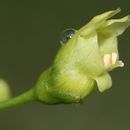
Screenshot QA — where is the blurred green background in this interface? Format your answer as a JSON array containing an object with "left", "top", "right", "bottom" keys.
[{"left": 0, "top": 0, "right": 130, "bottom": 130}]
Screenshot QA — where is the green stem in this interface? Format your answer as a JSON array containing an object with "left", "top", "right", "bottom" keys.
[{"left": 0, "top": 88, "right": 36, "bottom": 110}]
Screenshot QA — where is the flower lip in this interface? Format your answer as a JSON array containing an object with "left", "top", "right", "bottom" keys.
[{"left": 78, "top": 8, "right": 121, "bottom": 38}]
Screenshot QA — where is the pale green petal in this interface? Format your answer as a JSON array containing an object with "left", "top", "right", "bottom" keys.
[
  {"left": 79, "top": 8, "right": 121, "bottom": 37},
  {"left": 77, "top": 33, "right": 104, "bottom": 77},
  {"left": 95, "top": 73, "right": 112, "bottom": 92},
  {"left": 98, "top": 32, "right": 118, "bottom": 56},
  {"left": 91, "top": 8, "right": 121, "bottom": 23},
  {"left": 103, "top": 16, "right": 130, "bottom": 36}
]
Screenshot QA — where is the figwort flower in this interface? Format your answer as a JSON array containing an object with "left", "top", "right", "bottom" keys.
[
  {"left": 77, "top": 8, "right": 130, "bottom": 92},
  {"left": 0, "top": 9, "right": 130, "bottom": 110},
  {"left": 36, "top": 8, "right": 130, "bottom": 104}
]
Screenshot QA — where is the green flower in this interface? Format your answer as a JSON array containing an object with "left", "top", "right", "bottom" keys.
[
  {"left": 0, "top": 9, "right": 130, "bottom": 110},
  {"left": 76, "top": 8, "right": 130, "bottom": 92},
  {"left": 36, "top": 8, "right": 130, "bottom": 103}
]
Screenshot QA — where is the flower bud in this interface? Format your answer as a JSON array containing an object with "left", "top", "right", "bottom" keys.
[{"left": 0, "top": 79, "right": 11, "bottom": 101}]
